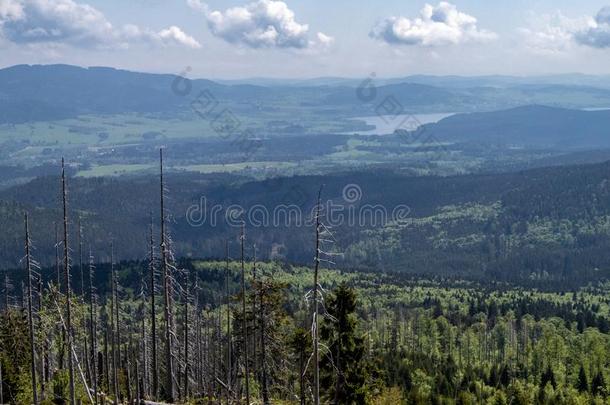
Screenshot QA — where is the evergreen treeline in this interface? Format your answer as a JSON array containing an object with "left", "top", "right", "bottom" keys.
[
  {"left": 4, "top": 161, "right": 610, "bottom": 286},
  {"left": 2, "top": 256, "right": 610, "bottom": 404}
]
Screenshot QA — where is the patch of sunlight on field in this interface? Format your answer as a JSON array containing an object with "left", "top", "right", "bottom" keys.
[
  {"left": 0, "top": 114, "right": 216, "bottom": 147},
  {"left": 178, "top": 161, "right": 298, "bottom": 173},
  {"left": 76, "top": 164, "right": 154, "bottom": 177}
]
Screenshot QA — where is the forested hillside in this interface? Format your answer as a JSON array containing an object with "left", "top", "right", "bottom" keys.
[
  {"left": 424, "top": 106, "right": 610, "bottom": 148},
  {"left": 2, "top": 160, "right": 610, "bottom": 285}
]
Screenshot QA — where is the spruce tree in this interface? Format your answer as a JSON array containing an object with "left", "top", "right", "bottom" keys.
[
  {"left": 591, "top": 371, "right": 606, "bottom": 396},
  {"left": 577, "top": 364, "right": 588, "bottom": 393},
  {"left": 320, "top": 284, "right": 369, "bottom": 404},
  {"left": 540, "top": 365, "right": 556, "bottom": 390}
]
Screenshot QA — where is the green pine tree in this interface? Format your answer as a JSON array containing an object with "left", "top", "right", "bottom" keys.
[
  {"left": 320, "top": 284, "right": 371, "bottom": 404},
  {"left": 576, "top": 365, "right": 588, "bottom": 393},
  {"left": 540, "top": 365, "right": 556, "bottom": 390},
  {"left": 591, "top": 371, "right": 606, "bottom": 396}
]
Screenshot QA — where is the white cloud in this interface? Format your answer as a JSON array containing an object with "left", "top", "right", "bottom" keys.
[
  {"left": 157, "top": 26, "right": 201, "bottom": 49},
  {"left": 191, "top": 0, "right": 330, "bottom": 49},
  {"left": 574, "top": 7, "right": 610, "bottom": 48},
  {"left": 0, "top": 0, "right": 201, "bottom": 49},
  {"left": 0, "top": 0, "right": 24, "bottom": 20},
  {"left": 316, "top": 32, "right": 334, "bottom": 46},
  {"left": 519, "top": 12, "right": 587, "bottom": 54},
  {"left": 186, "top": 0, "right": 208, "bottom": 13},
  {"left": 370, "top": 2, "right": 496, "bottom": 46},
  {"left": 522, "top": 7, "right": 610, "bottom": 52},
  {"left": 122, "top": 24, "right": 202, "bottom": 49}
]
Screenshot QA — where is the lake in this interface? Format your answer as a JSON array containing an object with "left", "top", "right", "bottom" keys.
[{"left": 348, "top": 113, "right": 455, "bottom": 135}]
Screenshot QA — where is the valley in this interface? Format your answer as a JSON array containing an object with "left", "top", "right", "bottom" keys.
[{"left": 2, "top": 64, "right": 610, "bottom": 404}]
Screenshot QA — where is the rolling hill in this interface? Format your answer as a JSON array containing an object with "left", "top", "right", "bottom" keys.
[{"left": 423, "top": 105, "right": 610, "bottom": 149}]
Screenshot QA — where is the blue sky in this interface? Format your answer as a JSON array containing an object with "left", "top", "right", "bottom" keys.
[{"left": 1, "top": 0, "right": 610, "bottom": 78}]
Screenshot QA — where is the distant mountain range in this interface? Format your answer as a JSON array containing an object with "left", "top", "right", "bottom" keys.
[
  {"left": 3, "top": 64, "right": 610, "bottom": 124},
  {"left": 217, "top": 73, "right": 610, "bottom": 89},
  {"left": 0, "top": 64, "right": 224, "bottom": 123}
]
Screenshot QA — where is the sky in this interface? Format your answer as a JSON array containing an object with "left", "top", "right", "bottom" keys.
[{"left": 1, "top": 0, "right": 610, "bottom": 79}]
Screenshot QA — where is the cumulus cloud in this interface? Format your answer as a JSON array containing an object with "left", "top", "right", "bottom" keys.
[
  {"left": 522, "top": 6, "right": 610, "bottom": 52},
  {"left": 186, "top": 0, "right": 208, "bottom": 13},
  {"left": 122, "top": 24, "right": 202, "bottom": 49},
  {"left": 574, "top": 6, "right": 610, "bottom": 48},
  {"left": 157, "top": 26, "right": 202, "bottom": 48},
  {"left": 0, "top": 0, "right": 201, "bottom": 49},
  {"left": 370, "top": 2, "right": 496, "bottom": 46},
  {"left": 190, "top": 0, "right": 331, "bottom": 49},
  {"left": 316, "top": 32, "right": 334, "bottom": 46},
  {"left": 0, "top": 0, "right": 24, "bottom": 20},
  {"left": 519, "top": 12, "right": 586, "bottom": 54}
]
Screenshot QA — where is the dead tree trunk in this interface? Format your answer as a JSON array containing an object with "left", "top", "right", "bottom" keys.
[
  {"left": 51, "top": 294, "right": 94, "bottom": 404},
  {"left": 112, "top": 244, "right": 122, "bottom": 372},
  {"left": 24, "top": 213, "right": 39, "bottom": 404},
  {"left": 88, "top": 248, "right": 98, "bottom": 404},
  {"left": 2, "top": 272, "right": 8, "bottom": 312},
  {"left": 299, "top": 338, "right": 305, "bottom": 405},
  {"left": 259, "top": 282, "right": 269, "bottom": 405},
  {"left": 251, "top": 245, "right": 258, "bottom": 390},
  {"left": 312, "top": 186, "right": 323, "bottom": 405},
  {"left": 149, "top": 215, "right": 159, "bottom": 399},
  {"left": 55, "top": 222, "right": 60, "bottom": 288},
  {"left": 135, "top": 357, "right": 141, "bottom": 405},
  {"left": 225, "top": 240, "right": 231, "bottom": 402},
  {"left": 84, "top": 325, "right": 92, "bottom": 396},
  {"left": 77, "top": 218, "right": 84, "bottom": 298},
  {"left": 36, "top": 274, "right": 46, "bottom": 399},
  {"left": 61, "top": 158, "right": 76, "bottom": 405},
  {"left": 140, "top": 295, "right": 148, "bottom": 399},
  {"left": 204, "top": 310, "right": 210, "bottom": 395},
  {"left": 240, "top": 223, "right": 250, "bottom": 404},
  {"left": 159, "top": 148, "right": 176, "bottom": 402},
  {"left": 54, "top": 218, "right": 66, "bottom": 372},
  {"left": 216, "top": 307, "right": 222, "bottom": 402},
  {"left": 183, "top": 269, "right": 190, "bottom": 400},
  {"left": 194, "top": 297, "right": 202, "bottom": 395},
  {"left": 104, "top": 311, "right": 110, "bottom": 396},
  {"left": 110, "top": 244, "right": 120, "bottom": 405},
  {"left": 126, "top": 341, "right": 133, "bottom": 403}
]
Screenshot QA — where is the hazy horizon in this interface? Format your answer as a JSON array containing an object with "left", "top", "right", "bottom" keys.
[{"left": 3, "top": 62, "right": 610, "bottom": 82}]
